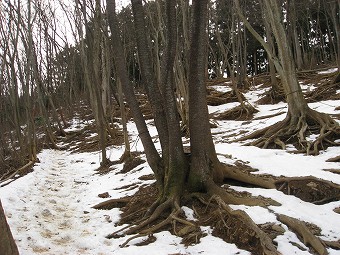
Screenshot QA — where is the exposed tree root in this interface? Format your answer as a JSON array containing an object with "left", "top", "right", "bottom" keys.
[
  {"left": 207, "top": 180, "right": 280, "bottom": 206},
  {"left": 92, "top": 197, "right": 131, "bottom": 210},
  {"left": 119, "top": 150, "right": 132, "bottom": 163},
  {"left": 235, "top": 108, "right": 340, "bottom": 155},
  {"left": 322, "top": 239, "right": 340, "bottom": 250},
  {"left": 252, "top": 111, "right": 285, "bottom": 121},
  {"left": 256, "top": 87, "right": 285, "bottom": 105},
  {"left": 100, "top": 180, "right": 283, "bottom": 253},
  {"left": 206, "top": 89, "right": 244, "bottom": 106},
  {"left": 198, "top": 195, "right": 281, "bottom": 255},
  {"left": 222, "top": 162, "right": 340, "bottom": 205},
  {"left": 107, "top": 198, "right": 182, "bottom": 247},
  {"left": 222, "top": 163, "right": 277, "bottom": 189},
  {"left": 214, "top": 103, "right": 258, "bottom": 121},
  {"left": 119, "top": 156, "right": 145, "bottom": 174},
  {"left": 326, "top": 155, "right": 340, "bottom": 162},
  {"left": 96, "top": 165, "right": 340, "bottom": 253},
  {"left": 275, "top": 176, "right": 340, "bottom": 204},
  {"left": 307, "top": 82, "right": 340, "bottom": 102},
  {"left": 277, "top": 214, "right": 328, "bottom": 255}
]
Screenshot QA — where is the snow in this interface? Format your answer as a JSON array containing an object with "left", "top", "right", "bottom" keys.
[
  {"left": 318, "top": 68, "right": 338, "bottom": 74},
  {"left": 1, "top": 70, "right": 340, "bottom": 254}
]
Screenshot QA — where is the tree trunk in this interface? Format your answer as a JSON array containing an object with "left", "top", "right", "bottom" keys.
[
  {"left": 187, "top": 0, "right": 223, "bottom": 190},
  {"left": 106, "top": 0, "right": 163, "bottom": 183},
  {"left": 131, "top": 0, "right": 170, "bottom": 158},
  {"left": 0, "top": 200, "right": 19, "bottom": 255},
  {"left": 234, "top": 0, "right": 339, "bottom": 154},
  {"left": 288, "top": 0, "right": 303, "bottom": 70},
  {"left": 117, "top": 79, "right": 131, "bottom": 162}
]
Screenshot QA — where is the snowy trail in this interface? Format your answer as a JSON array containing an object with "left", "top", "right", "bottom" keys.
[
  {"left": 24, "top": 151, "right": 91, "bottom": 252},
  {"left": 1, "top": 149, "right": 251, "bottom": 255},
  {"left": 2, "top": 150, "right": 95, "bottom": 254}
]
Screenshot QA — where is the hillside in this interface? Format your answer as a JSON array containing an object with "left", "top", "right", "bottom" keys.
[{"left": 1, "top": 68, "right": 340, "bottom": 255}]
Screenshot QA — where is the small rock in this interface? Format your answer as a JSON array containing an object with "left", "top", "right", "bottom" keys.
[
  {"left": 98, "top": 192, "right": 110, "bottom": 198},
  {"left": 42, "top": 209, "right": 52, "bottom": 217},
  {"left": 104, "top": 215, "right": 112, "bottom": 223},
  {"left": 49, "top": 199, "right": 57, "bottom": 204}
]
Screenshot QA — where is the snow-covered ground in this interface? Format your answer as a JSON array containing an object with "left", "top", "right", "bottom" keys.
[{"left": 1, "top": 69, "right": 340, "bottom": 254}]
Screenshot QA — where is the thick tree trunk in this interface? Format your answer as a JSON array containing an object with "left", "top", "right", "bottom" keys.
[
  {"left": 0, "top": 200, "right": 19, "bottom": 255},
  {"left": 188, "top": 0, "right": 223, "bottom": 191},
  {"left": 263, "top": 0, "right": 308, "bottom": 113},
  {"left": 158, "top": 0, "right": 188, "bottom": 199}
]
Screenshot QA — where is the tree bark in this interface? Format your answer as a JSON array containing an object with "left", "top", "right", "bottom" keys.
[
  {"left": 0, "top": 200, "right": 19, "bottom": 255},
  {"left": 188, "top": 0, "right": 223, "bottom": 190},
  {"left": 106, "top": 0, "right": 163, "bottom": 183},
  {"left": 131, "top": 0, "right": 170, "bottom": 157}
]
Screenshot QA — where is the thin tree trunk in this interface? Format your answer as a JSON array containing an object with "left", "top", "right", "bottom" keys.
[
  {"left": 131, "top": 0, "right": 169, "bottom": 157},
  {"left": 117, "top": 79, "right": 131, "bottom": 161},
  {"left": 288, "top": 0, "right": 303, "bottom": 70},
  {"left": 106, "top": 0, "right": 163, "bottom": 183}
]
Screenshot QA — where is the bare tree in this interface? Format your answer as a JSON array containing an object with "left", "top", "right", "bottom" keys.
[
  {"left": 106, "top": 1, "right": 280, "bottom": 254},
  {"left": 235, "top": 0, "right": 339, "bottom": 154}
]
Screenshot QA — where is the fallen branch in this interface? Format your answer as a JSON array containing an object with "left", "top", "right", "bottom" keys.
[{"left": 0, "top": 161, "right": 35, "bottom": 187}]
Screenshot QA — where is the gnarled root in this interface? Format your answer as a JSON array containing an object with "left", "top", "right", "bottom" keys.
[
  {"left": 106, "top": 195, "right": 184, "bottom": 244},
  {"left": 209, "top": 196, "right": 281, "bottom": 255},
  {"left": 277, "top": 214, "right": 328, "bottom": 255},
  {"left": 256, "top": 87, "right": 285, "bottom": 105},
  {"left": 207, "top": 180, "right": 280, "bottom": 206},
  {"left": 92, "top": 197, "right": 131, "bottom": 210},
  {"left": 235, "top": 108, "right": 339, "bottom": 154},
  {"left": 215, "top": 102, "right": 258, "bottom": 121}
]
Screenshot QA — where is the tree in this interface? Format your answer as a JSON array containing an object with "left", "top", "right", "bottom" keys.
[
  {"left": 235, "top": 0, "right": 340, "bottom": 155},
  {"left": 0, "top": 199, "right": 19, "bottom": 255},
  {"left": 106, "top": 1, "right": 280, "bottom": 254}
]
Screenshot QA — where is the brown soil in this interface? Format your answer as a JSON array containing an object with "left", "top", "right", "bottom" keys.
[
  {"left": 206, "top": 88, "right": 245, "bottom": 106},
  {"left": 96, "top": 159, "right": 340, "bottom": 254},
  {"left": 276, "top": 178, "right": 340, "bottom": 204},
  {"left": 214, "top": 104, "right": 259, "bottom": 121},
  {"left": 103, "top": 183, "right": 276, "bottom": 254},
  {"left": 120, "top": 157, "right": 146, "bottom": 174}
]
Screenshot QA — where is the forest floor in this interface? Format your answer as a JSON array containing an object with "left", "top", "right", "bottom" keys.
[{"left": 1, "top": 67, "right": 340, "bottom": 255}]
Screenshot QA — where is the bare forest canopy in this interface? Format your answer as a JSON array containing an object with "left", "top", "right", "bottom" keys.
[
  {"left": 0, "top": 0, "right": 338, "bottom": 171},
  {"left": 0, "top": 0, "right": 339, "bottom": 254}
]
